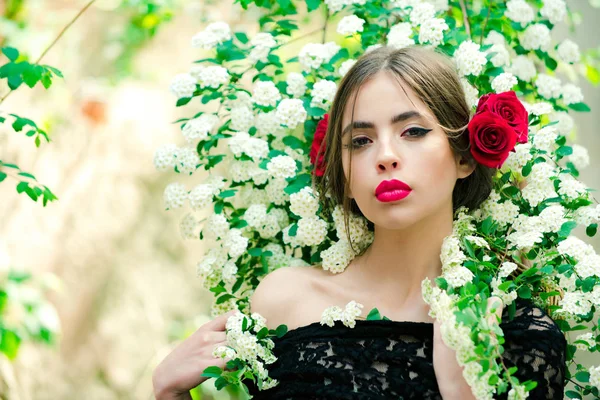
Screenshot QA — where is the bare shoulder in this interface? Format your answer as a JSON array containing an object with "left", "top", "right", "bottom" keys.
[{"left": 249, "top": 265, "right": 325, "bottom": 329}]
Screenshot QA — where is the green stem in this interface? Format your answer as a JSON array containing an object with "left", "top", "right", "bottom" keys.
[{"left": 0, "top": 0, "right": 98, "bottom": 105}]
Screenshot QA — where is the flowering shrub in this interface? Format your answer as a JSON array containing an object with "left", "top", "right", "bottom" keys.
[{"left": 157, "top": 1, "right": 600, "bottom": 398}]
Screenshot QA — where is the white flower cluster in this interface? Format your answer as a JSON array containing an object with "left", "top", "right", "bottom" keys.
[
  {"left": 249, "top": 32, "right": 277, "bottom": 63},
  {"left": 182, "top": 113, "right": 220, "bottom": 144},
  {"left": 521, "top": 162, "right": 558, "bottom": 207},
  {"left": 508, "top": 55, "right": 537, "bottom": 82},
  {"left": 189, "top": 183, "right": 220, "bottom": 210},
  {"left": 298, "top": 42, "right": 341, "bottom": 72},
  {"left": 203, "top": 213, "right": 230, "bottom": 240},
  {"left": 320, "top": 300, "right": 364, "bottom": 328},
  {"left": 536, "top": 74, "right": 562, "bottom": 100},
  {"left": 477, "top": 190, "right": 520, "bottom": 227},
  {"left": 337, "top": 15, "right": 365, "bottom": 35},
  {"left": 409, "top": 3, "right": 436, "bottom": 27},
  {"left": 557, "top": 39, "right": 581, "bottom": 64},
  {"left": 191, "top": 65, "right": 231, "bottom": 89},
  {"left": 540, "top": 0, "right": 567, "bottom": 24},
  {"left": 311, "top": 79, "right": 337, "bottom": 109},
  {"left": 574, "top": 332, "right": 597, "bottom": 351},
  {"left": 590, "top": 365, "right": 600, "bottom": 390},
  {"left": 266, "top": 155, "right": 297, "bottom": 179},
  {"left": 505, "top": 0, "right": 535, "bottom": 26},
  {"left": 180, "top": 213, "right": 198, "bottom": 240},
  {"left": 164, "top": 182, "right": 188, "bottom": 210},
  {"left": 252, "top": 81, "right": 282, "bottom": 107},
  {"left": 422, "top": 278, "right": 501, "bottom": 399},
  {"left": 561, "top": 84, "right": 584, "bottom": 105},
  {"left": 228, "top": 131, "right": 269, "bottom": 161},
  {"left": 338, "top": 59, "right": 357, "bottom": 77},
  {"left": 483, "top": 32, "right": 511, "bottom": 68},
  {"left": 387, "top": 22, "right": 415, "bottom": 49},
  {"left": 223, "top": 229, "right": 249, "bottom": 261},
  {"left": 418, "top": 18, "right": 449, "bottom": 47},
  {"left": 440, "top": 235, "right": 474, "bottom": 288},
  {"left": 454, "top": 40, "right": 487, "bottom": 76},
  {"left": 521, "top": 24, "right": 552, "bottom": 52},
  {"left": 192, "top": 22, "right": 232, "bottom": 49},
  {"left": 213, "top": 311, "right": 279, "bottom": 390},
  {"left": 170, "top": 73, "right": 197, "bottom": 99},
  {"left": 491, "top": 72, "right": 517, "bottom": 93},
  {"left": 275, "top": 99, "right": 307, "bottom": 129},
  {"left": 557, "top": 236, "right": 600, "bottom": 279},
  {"left": 290, "top": 187, "right": 320, "bottom": 217},
  {"left": 286, "top": 72, "right": 307, "bottom": 98},
  {"left": 461, "top": 78, "right": 479, "bottom": 108}
]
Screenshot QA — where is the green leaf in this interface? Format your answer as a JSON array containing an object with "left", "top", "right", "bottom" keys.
[
  {"left": 517, "top": 285, "right": 531, "bottom": 299},
  {"left": 0, "top": 329, "right": 21, "bottom": 359},
  {"left": 565, "top": 390, "right": 582, "bottom": 399},
  {"left": 366, "top": 308, "right": 382, "bottom": 320},
  {"left": 568, "top": 102, "right": 591, "bottom": 112},
  {"left": 176, "top": 97, "right": 192, "bottom": 107},
  {"left": 575, "top": 371, "right": 590, "bottom": 383},
  {"left": 234, "top": 32, "right": 249, "bottom": 44},
  {"left": 219, "top": 190, "right": 236, "bottom": 198},
  {"left": 282, "top": 135, "right": 305, "bottom": 150},
  {"left": 201, "top": 366, "right": 224, "bottom": 379},
  {"left": 0, "top": 172, "right": 6, "bottom": 182},
  {"left": 288, "top": 223, "right": 298, "bottom": 237},
  {"left": 16, "top": 181, "right": 28, "bottom": 193},
  {"left": 558, "top": 221, "right": 578, "bottom": 238},
  {"left": 586, "top": 223, "right": 598, "bottom": 237},
  {"left": 216, "top": 294, "right": 235, "bottom": 304},
  {"left": 555, "top": 146, "right": 573, "bottom": 157},
  {"left": 275, "top": 324, "right": 288, "bottom": 338},
  {"left": 2, "top": 47, "right": 19, "bottom": 61},
  {"left": 248, "top": 248, "right": 262, "bottom": 257},
  {"left": 305, "top": 0, "right": 320, "bottom": 11}
]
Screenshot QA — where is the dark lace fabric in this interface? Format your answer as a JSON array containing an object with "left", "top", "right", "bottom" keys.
[{"left": 246, "top": 298, "right": 567, "bottom": 399}]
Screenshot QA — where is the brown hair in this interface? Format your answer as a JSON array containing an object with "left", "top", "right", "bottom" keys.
[{"left": 313, "top": 45, "right": 494, "bottom": 254}]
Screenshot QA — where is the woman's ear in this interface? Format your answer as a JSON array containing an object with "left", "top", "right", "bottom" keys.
[{"left": 456, "top": 155, "right": 476, "bottom": 179}]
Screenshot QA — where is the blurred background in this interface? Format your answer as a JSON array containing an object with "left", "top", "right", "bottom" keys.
[{"left": 0, "top": 0, "right": 598, "bottom": 399}]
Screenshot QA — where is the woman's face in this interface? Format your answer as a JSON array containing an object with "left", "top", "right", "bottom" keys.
[{"left": 341, "top": 70, "right": 473, "bottom": 230}]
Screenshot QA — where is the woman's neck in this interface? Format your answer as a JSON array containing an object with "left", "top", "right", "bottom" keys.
[{"left": 343, "top": 208, "right": 454, "bottom": 309}]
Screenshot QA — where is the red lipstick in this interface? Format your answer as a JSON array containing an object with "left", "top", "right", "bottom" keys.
[{"left": 375, "top": 179, "right": 412, "bottom": 202}]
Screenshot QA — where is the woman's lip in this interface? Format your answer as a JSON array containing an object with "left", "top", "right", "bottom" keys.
[
  {"left": 376, "top": 189, "right": 411, "bottom": 202},
  {"left": 375, "top": 179, "right": 412, "bottom": 196}
]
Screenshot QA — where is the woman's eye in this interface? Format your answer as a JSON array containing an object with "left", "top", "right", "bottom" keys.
[
  {"left": 350, "top": 137, "right": 370, "bottom": 148},
  {"left": 403, "top": 127, "right": 432, "bottom": 137}
]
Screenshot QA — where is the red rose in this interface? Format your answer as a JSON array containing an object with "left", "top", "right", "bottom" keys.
[
  {"left": 468, "top": 111, "right": 517, "bottom": 168},
  {"left": 310, "top": 114, "right": 328, "bottom": 177},
  {"left": 476, "top": 91, "right": 529, "bottom": 144}
]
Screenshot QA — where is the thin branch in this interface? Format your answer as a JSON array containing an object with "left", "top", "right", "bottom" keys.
[
  {"left": 458, "top": 0, "right": 471, "bottom": 39},
  {"left": 480, "top": 4, "right": 491, "bottom": 45},
  {"left": 0, "top": 0, "right": 98, "bottom": 105}
]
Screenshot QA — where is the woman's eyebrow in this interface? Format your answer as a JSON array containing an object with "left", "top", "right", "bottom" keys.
[{"left": 342, "top": 110, "right": 424, "bottom": 136}]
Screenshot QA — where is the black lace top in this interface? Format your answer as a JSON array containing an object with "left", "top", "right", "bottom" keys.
[{"left": 246, "top": 299, "right": 567, "bottom": 399}]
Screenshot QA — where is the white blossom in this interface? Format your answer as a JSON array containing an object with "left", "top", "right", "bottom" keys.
[
  {"left": 182, "top": 113, "right": 220, "bottom": 144},
  {"left": 508, "top": 56, "right": 537, "bottom": 82},
  {"left": 418, "top": 18, "right": 449, "bottom": 47},
  {"left": 454, "top": 41, "right": 487, "bottom": 76},
  {"left": 170, "top": 73, "right": 196, "bottom": 98},
  {"left": 492, "top": 73, "right": 518, "bottom": 93},
  {"left": 561, "top": 84, "right": 584, "bottom": 105},
  {"left": 541, "top": 0, "right": 567, "bottom": 24},
  {"left": 249, "top": 33, "right": 277, "bottom": 63},
  {"left": 299, "top": 42, "right": 341, "bottom": 72},
  {"left": 387, "top": 22, "right": 416, "bottom": 49},
  {"left": 339, "top": 59, "right": 357, "bottom": 77},
  {"left": 290, "top": 187, "right": 320, "bottom": 218},
  {"left": 536, "top": 74, "right": 562, "bottom": 99},
  {"left": 192, "top": 22, "right": 232, "bottom": 49},
  {"left": 521, "top": 24, "right": 552, "bottom": 52},
  {"left": 505, "top": 0, "right": 535, "bottom": 26},
  {"left": 266, "top": 155, "right": 297, "bottom": 179},
  {"left": 252, "top": 81, "right": 281, "bottom": 107},
  {"left": 276, "top": 99, "right": 307, "bottom": 129},
  {"left": 286, "top": 72, "right": 307, "bottom": 98},
  {"left": 557, "top": 39, "right": 581, "bottom": 64},
  {"left": 164, "top": 182, "right": 187, "bottom": 210},
  {"left": 311, "top": 79, "right": 337, "bottom": 109},
  {"left": 337, "top": 15, "right": 365, "bottom": 35}
]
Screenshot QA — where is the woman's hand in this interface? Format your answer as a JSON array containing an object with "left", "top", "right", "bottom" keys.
[
  {"left": 432, "top": 296, "right": 504, "bottom": 400},
  {"left": 152, "top": 310, "right": 237, "bottom": 400}
]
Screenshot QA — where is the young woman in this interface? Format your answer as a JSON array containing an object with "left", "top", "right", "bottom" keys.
[{"left": 153, "top": 46, "right": 567, "bottom": 400}]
